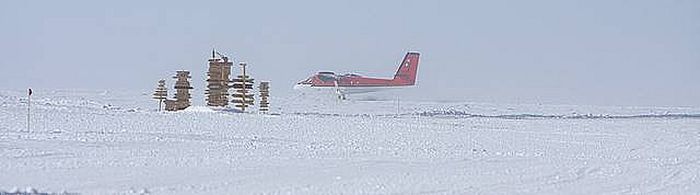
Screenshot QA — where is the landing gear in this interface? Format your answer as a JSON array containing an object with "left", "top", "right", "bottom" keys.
[
  {"left": 335, "top": 88, "right": 346, "bottom": 100},
  {"left": 334, "top": 80, "right": 346, "bottom": 100}
]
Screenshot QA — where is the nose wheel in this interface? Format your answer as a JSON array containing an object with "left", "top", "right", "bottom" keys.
[{"left": 336, "top": 90, "right": 346, "bottom": 100}]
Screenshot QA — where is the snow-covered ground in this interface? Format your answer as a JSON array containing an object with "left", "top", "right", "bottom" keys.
[{"left": 1, "top": 89, "right": 699, "bottom": 194}]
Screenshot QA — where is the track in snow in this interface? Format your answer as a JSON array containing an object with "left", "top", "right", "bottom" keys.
[{"left": 1, "top": 90, "right": 699, "bottom": 194}]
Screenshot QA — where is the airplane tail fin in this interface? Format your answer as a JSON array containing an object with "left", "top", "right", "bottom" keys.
[{"left": 392, "top": 52, "right": 420, "bottom": 85}]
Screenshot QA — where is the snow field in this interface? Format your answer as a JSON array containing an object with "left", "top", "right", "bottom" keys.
[{"left": 1, "top": 90, "right": 699, "bottom": 194}]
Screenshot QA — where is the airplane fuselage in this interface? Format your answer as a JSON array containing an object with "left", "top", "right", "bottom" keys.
[{"left": 294, "top": 52, "right": 420, "bottom": 96}]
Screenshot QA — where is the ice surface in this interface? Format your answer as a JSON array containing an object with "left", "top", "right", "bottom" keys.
[{"left": 1, "top": 90, "right": 699, "bottom": 194}]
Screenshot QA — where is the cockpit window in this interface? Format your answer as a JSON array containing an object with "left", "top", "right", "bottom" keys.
[{"left": 318, "top": 74, "right": 336, "bottom": 82}]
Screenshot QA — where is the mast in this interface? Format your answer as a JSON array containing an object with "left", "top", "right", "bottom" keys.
[
  {"left": 231, "top": 62, "right": 254, "bottom": 112},
  {"left": 206, "top": 50, "right": 232, "bottom": 107},
  {"left": 169, "top": 70, "right": 193, "bottom": 111},
  {"left": 259, "top": 82, "right": 270, "bottom": 113},
  {"left": 152, "top": 79, "right": 168, "bottom": 111}
]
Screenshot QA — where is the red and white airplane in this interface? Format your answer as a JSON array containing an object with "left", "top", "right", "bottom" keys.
[{"left": 294, "top": 52, "right": 420, "bottom": 99}]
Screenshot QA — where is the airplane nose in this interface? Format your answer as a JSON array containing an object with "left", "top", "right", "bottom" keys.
[{"left": 293, "top": 84, "right": 310, "bottom": 90}]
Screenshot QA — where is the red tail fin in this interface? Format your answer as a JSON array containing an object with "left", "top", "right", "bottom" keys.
[{"left": 392, "top": 52, "right": 420, "bottom": 85}]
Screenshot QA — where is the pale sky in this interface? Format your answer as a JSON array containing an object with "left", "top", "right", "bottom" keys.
[{"left": 1, "top": 0, "right": 698, "bottom": 106}]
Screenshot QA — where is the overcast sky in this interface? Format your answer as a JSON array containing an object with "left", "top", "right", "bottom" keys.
[{"left": 1, "top": 0, "right": 698, "bottom": 106}]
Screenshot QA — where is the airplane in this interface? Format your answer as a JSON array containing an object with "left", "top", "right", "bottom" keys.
[{"left": 294, "top": 52, "right": 420, "bottom": 99}]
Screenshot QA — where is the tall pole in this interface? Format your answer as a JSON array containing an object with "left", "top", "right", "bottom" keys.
[{"left": 27, "top": 88, "right": 31, "bottom": 132}]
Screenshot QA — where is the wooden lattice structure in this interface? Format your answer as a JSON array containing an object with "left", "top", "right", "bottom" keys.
[
  {"left": 231, "top": 62, "right": 254, "bottom": 112},
  {"left": 152, "top": 79, "right": 168, "bottom": 111},
  {"left": 258, "top": 81, "right": 270, "bottom": 113},
  {"left": 165, "top": 70, "right": 193, "bottom": 111},
  {"left": 206, "top": 50, "right": 233, "bottom": 107}
]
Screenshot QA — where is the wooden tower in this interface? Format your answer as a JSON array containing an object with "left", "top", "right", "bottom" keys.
[
  {"left": 152, "top": 79, "right": 168, "bottom": 111},
  {"left": 258, "top": 81, "right": 270, "bottom": 113},
  {"left": 231, "top": 62, "right": 254, "bottom": 112},
  {"left": 206, "top": 50, "right": 233, "bottom": 107},
  {"left": 166, "top": 70, "right": 193, "bottom": 111}
]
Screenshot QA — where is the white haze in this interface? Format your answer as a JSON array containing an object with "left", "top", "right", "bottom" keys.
[{"left": 0, "top": 0, "right": 698, "bottom": 106}]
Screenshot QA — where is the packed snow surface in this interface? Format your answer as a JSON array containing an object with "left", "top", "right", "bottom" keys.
[{"left": 1, "top": 90, "right": 699, "bottom": 194}]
